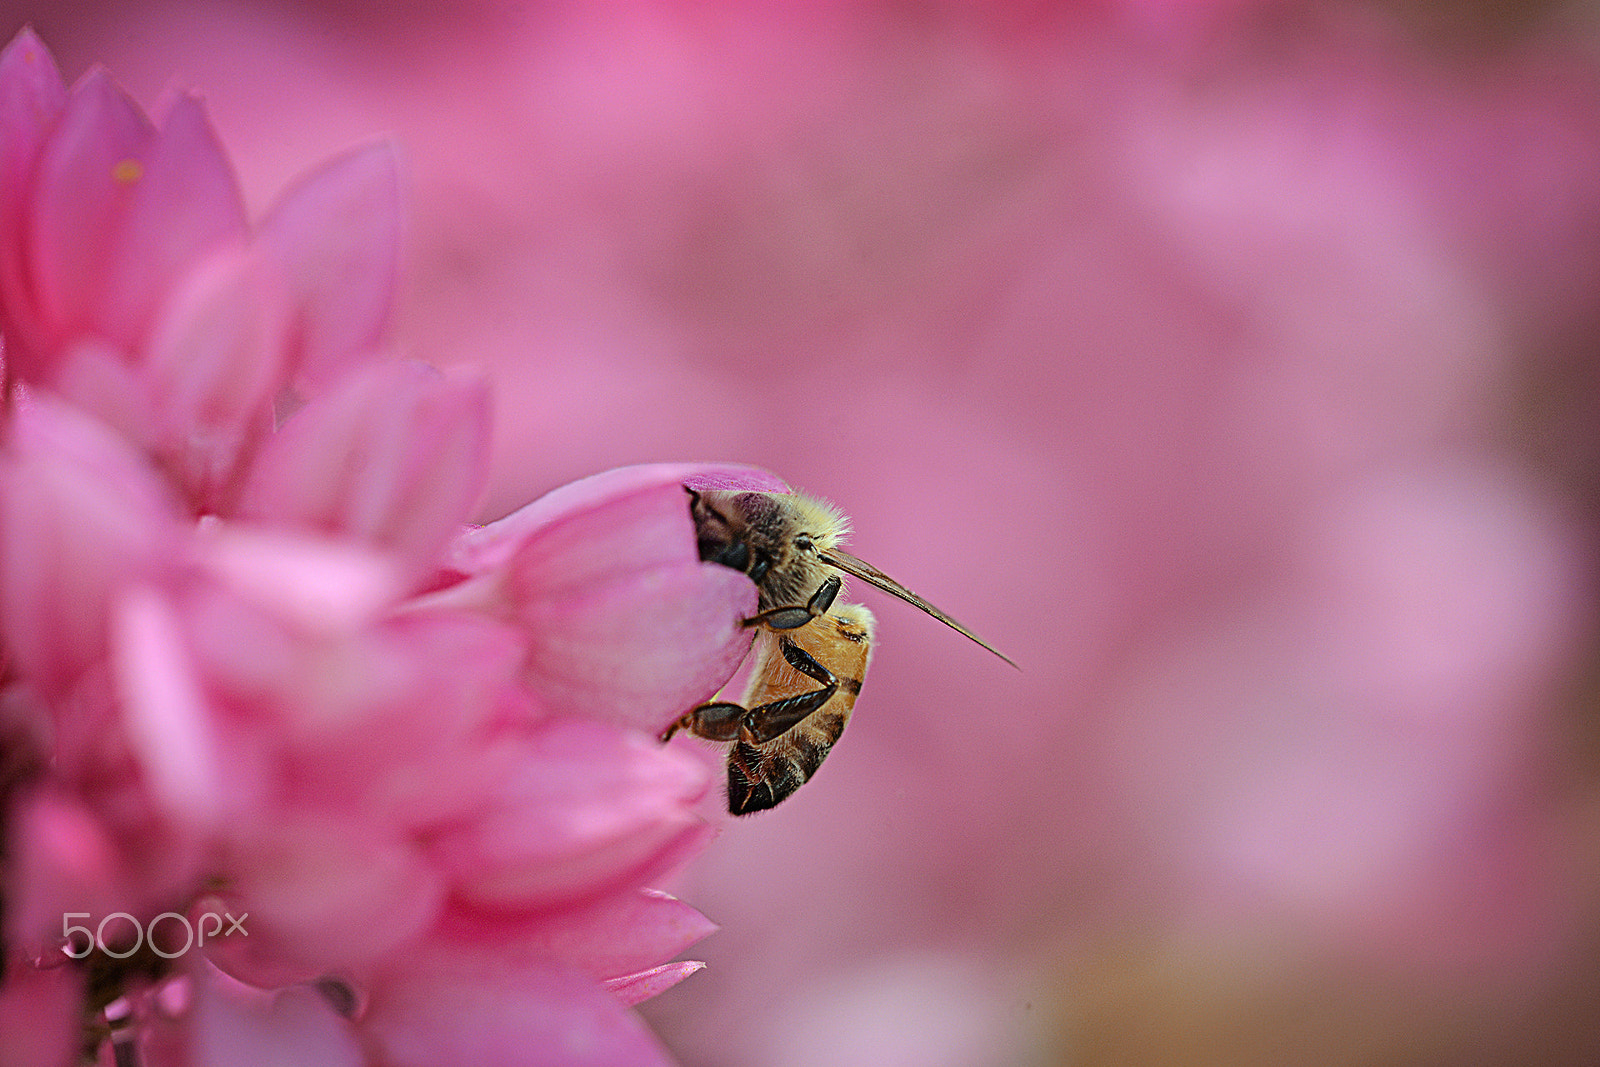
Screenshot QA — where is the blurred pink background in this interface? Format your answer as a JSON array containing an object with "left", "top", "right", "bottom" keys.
[{"left": 12, "top": 2, "right": 1600, "bottom": 1064}]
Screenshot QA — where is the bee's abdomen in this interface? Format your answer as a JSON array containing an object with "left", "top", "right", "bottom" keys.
[{"left": 726, "top": 711, "right": 848, "bottom": 815}]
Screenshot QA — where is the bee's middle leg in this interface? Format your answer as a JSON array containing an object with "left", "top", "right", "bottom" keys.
[
  {"left": 660, "top": 700, "right": 746, "bottom": 743},
  {"left": 737, "top": 638, "right": 839, "bottom": 743},
  {"left": 662, "top": 638, "right": 839, "bottom": 745}
]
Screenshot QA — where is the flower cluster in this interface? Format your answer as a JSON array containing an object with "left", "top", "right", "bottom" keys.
[{"left": 0, "top": 29, "right": 771, "bottom": 1066}]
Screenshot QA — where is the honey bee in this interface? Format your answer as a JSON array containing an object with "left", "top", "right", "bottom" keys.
[{"left": 662, "top": 488, "right": 1014, "bottom": 814}]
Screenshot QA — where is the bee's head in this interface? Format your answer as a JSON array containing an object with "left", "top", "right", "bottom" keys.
[{"left": 688, "top": 489, "right": 848, "bottom": 609}]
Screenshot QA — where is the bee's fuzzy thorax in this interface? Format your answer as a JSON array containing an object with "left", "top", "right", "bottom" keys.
[{"left": 783, "top": 492, "right": 850, "bottom": 551}]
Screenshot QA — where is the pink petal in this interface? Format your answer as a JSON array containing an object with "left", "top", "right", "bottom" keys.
[
  {"left": 192, "top": 525, "right": 405, "bottom": 636},
  {"left": 0, "top": 28, "right": 66, "bottom": 218},
  {"left": 110, "top": 585, "right": 228, "bottom": 827},
  {"left": 0, "top": 394, "right": 182, "bottom": 694},
  {"left": 239, "top": 360, "right": 489, "bottom": 575},
  {"left": 257, "top": 142, "right": 400, "bottom": 386},
  {"left": 191, "top": 901, "right": 327, "bottom": 994},
  {"left": 604, "top": 961, "right": 705, "bottom": 1006},
  {"left": 364, "top": 951, "right": 673, "bottom": 1067},
  {"left": 98, "top": 92, "right": 248, "bottom": 350},
  {"left": 428, "top": 716, "right": 711, "bottom": 908},
  {"left": 441, "top": 887, "right": 717, "bottom": 983},
  {"left": 142, "top": 244, "right": 290, "bottom": 512},
  {"left": 552, "top": 889, "right": 717, "bottom": 983},
  {"left": 459, "top": 472, "right": 698, "bottom": 590},
  {"left": 50, "top": 337, "right": 157, "bottom": 449},
  {"left": 450, "top": 466, "right": 762, "bottom": 730},
  {"left": 453, "top": 461, "right": 788, "bottom": 575},
  {"left": 159, "top": 581, "right": 312, "bottom": 740},
  {"left": 681, "top": 466, "right": 793, "bottom": 494},
  {"left": 369, "top": 720, "right": 540, "bottom": 831},
  {"left": 517, "top": 561, "right": 756, "bottom": 731},
  {"left": 619, "top": 817, "right": 717, "bottom": 898},
  {"left": 0, "top": 28, "right": 67, "bottom": 377},
  {"left": 5, "top": 789, "right": 123, "bottom": 956},
  {"left": 27, "top": 68, "right": 153, "bottom": 356}
]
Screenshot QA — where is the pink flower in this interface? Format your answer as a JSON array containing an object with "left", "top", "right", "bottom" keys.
[
  {"left": 0, "top": 29, "right": 774, "bottom": 1067},
  {"left": 0, "top": 426, "right": 758, "bottom": 1063}
]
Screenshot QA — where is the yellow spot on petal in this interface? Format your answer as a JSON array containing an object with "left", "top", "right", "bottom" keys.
[{"left": 112, "top": 159, "right": 142, "bottom": 184}]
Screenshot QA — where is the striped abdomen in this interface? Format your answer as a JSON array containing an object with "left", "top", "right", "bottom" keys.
[{"left": 727, "top": 604, "right": 874, "bottom": 814}]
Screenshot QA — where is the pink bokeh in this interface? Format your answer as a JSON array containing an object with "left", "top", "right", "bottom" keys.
[{"left": 8, "top": 3, "right": 1599, "bottom": 1064}]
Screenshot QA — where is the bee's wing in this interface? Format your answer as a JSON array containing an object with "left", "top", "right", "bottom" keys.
[{"left": 818, "top": 548, "right": 1018, "bottom": 668}]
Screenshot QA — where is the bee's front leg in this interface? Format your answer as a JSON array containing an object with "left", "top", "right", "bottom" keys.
[{"left": 740, "top": 575, "right": 841, "bottom": 631}]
